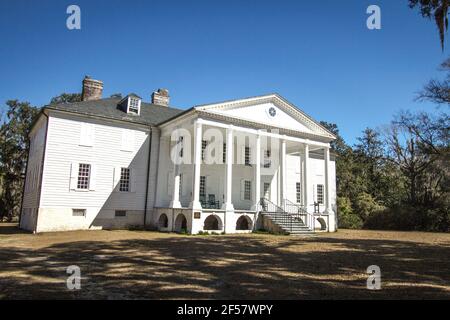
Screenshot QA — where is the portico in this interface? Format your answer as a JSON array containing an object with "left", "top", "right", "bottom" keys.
[{"left": 153, "top": 94, "right": 337, "bottom": 234}]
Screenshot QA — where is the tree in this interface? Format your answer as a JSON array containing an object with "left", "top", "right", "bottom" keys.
[
  {"left": 417, "top": 57, "right": 450, "bottom": 105},
  {"left": 354, "top": 128, "right": 387, "bottom": 201},
  {"left": 384, "top": 111, "right": 448, "bottom": 205},
  {"left": 0, "top": 100, "right": 38, "bottom": 221},
  {"left": 409, "top": 0, "right": 449, "bottom": 50},
  {"left": 320, "top": 121, "right": 351, "bottom": 155},
  {"left": 50, "top": 93, "right": 82, "bottom": 104}
]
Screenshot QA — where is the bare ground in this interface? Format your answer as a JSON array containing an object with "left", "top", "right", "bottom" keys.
[{"left": 0, "top": 223, "right": 449, "bottom": 299}]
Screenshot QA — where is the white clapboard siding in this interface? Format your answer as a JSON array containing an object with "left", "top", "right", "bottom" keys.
[{"left": 40, "top": 111, "right": 150, "bottom": 210}]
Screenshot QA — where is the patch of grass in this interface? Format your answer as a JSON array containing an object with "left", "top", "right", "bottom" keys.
[
  {"left": 197, "top": 231, "right": 222, "bottom": 236},
  {"left": 0, "top": 226, "right": 449, "bottom": 299}
]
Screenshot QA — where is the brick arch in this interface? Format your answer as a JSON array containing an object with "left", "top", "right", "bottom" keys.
[
  {"left": 158, "top": 213, "right": 168, "bottom": 230},
  {"left": 236, "top": 215, "right": 253, "bottom": 230},
  {"left": 174, "top": 214, "right": 187, "bottom": 233},
  {"left": 203, "top": 215, "right": 223, "bottom": 231},
  {"left": 316, "top": 217, "right": 327, "bottom": 231}
]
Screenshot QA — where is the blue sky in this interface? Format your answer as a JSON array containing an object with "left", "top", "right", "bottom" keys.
[{"left": 0, "top": 0, "right": 447, "bottom": 144}]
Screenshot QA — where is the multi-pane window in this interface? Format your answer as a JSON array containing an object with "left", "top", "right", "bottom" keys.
[
  {"left": 263, "top": 182, "right": 270, "bottom": 198},
  {"left": 245, "top": 146, "right": 251, "bottom": 166},
  {"left": 72, "top": 209, "right": 86, "bottom": 217},
  {"left": 119, "top": 168, "right": 130, "bottom": 192},
  {"left": 115, "top": 210, "right": 126, "bottom": 217},
  {"left": 222, "top": 143, "right": 226, "bottom": 164},
  {"left": 128, "top": 97, "right": 140, "bottom": 114},
  {"left": 317, "top": 184, "right": 324, "bottom": 204},
  {"left": 201, "top": 140, "right": 208, "bottom": 160},
  {"left": 244, "top": 180, "right": 251, "bottom": 200},
  {"left": 77, "top": 163, "right": 91, "bottom": 189},
  {"left": 178, "top": 136, "right": 184, "bottom": 158},
  {"left": 263, "top": 149, "right": 271, "bottom": 168},
  {"left": 296, "top": 182, "right": 302, "bottom": 204},
  {"left": 200, "top": 176, "right": 206, "bottom": 198}
]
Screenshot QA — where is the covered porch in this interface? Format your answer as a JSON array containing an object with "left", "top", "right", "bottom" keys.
[{"left": 154, "top": 113, "right": 336, "bottom": 234}]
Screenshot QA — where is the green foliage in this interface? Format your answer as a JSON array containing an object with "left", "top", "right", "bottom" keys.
[
  {"left": 0, "top": 100, "right": 38, "bottom": 221},
  {"left": 409, "top": 0, "right": 449, "bottom": 50},
  {"left": 353, "top": 192, "right": 385, "bottom": 221},
  {"left": 339, "top": 212, "right": 363, "bottom": 229},
  {"left": 337, "top": 197, "right": 363, "bottom": 229},
  {"left": 50, "top": 93, "right": 82, "bottom": 105},
  {"left": 323, "top": 92, "right": 448, "bottom": 232}
]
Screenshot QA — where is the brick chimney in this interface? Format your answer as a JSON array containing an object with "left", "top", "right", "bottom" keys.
[
  {"left": 82, "top": 76, "right": 103, "bottom": 101},
  {"left": 151, "top": 88, "right": 170, "bottom": 107}
]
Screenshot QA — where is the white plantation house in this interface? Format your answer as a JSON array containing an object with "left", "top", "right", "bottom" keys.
[{"left": 20, "top": 76, "right": 337, "bottom": 235}]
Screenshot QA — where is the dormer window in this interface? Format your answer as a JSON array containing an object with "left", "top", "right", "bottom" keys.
[{"left": 128, "top": 97, "right": 141, "bottom": 115}]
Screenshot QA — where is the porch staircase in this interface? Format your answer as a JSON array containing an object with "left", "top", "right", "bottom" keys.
[{"left": 258, "top": 198, "right": 314, "bottom": 236}]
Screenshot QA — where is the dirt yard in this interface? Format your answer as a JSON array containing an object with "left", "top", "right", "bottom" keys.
[{"left": 0, "top": 223, "right": 449, "bottom": 299}]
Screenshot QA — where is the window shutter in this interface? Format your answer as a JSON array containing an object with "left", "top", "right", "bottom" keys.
[
  {"left": 130, "top": 168, "right": 137, "bottom": 193},
  {"left": 70, "top": 162, "right": 79, "bottom": 190},
  {"left": 89, "top": 164, "right": 96, "bottom": 191},
  {"left": 113, "top": 166, "right": 121, "bottom": 191},
  {"left": 240, "top": 179, "right": 245, "bottom": 200},
  {"left": 313, "top": 184, "right": 317, "bottom": 202}
]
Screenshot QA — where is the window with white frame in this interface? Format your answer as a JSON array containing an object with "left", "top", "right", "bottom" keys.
[
  {"left": 77, "top": 163, "right": 91, "bottom": 190},
  {"left": 245, "top": 146, "right": 251, "bottom": 166},
  {"left": 263, "top": 182, "right": 270, "bottom": 198},
  {"left": 128, "top": 97, "right": 140, "bottom": 115},
  {"left": 201, "top": 140, "right": 208, "bottom": 160},
  {"left": 72, "top": 209, "right": 86, "bottom": 217},
  {"left": 264, "top": 149, "right": 271, "bottom": 168},
  {"left": 200, "top": 176, "right": 206, "bottom": 198},
  {"left": 296, "top": 182, "right": 301, "bottom": 204},
  {"left": 317, "top": 184, "right": 324, "bottom": 204},
  {"left": 244, "top": 180, "right": 251, "bottom": 200},
  {"left": 119, "top": 168, "right": 130, "bottom": 192},
  {"left": 222, "top": 143, "right": 226, "bottom": 164},
  {"left": 178, "top": 136, "right": 184, "bottom": 158}
]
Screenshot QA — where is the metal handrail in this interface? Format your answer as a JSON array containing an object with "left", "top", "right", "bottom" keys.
[
  {"left": 283, "top": 199, "right": 314, "bottom": 231},
  {"left": 257, "top": 198, "right": 295, "bottom": 233}
]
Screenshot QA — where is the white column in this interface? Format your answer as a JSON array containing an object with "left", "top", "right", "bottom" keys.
[
  {"left": 170, "top": 132, "right": 182, "bottom": 208},
  {"left": 324, "top": 146, "right": 333, "bottom": 214},
  {"left": 280, "top": 138, "right": 287, "bottom": 207},
  {"left": 170, "top": 174, "right": 182, "bottom": 208},
  {"left": 253, "top": 132, "right": 261, "bottom": 210},
  {"left": 222, "top": 127, "right": 234, "bottom": 211},
  {"left": 304, "top": 143, "right": 310, "bottom": 211},
  {"left": 190, "top": 120, "right": 203, "bottom": 210}
]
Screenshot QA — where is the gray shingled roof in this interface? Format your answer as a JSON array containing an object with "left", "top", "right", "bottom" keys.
[{"left": 44, "top": 97, "right": 185, "bottom": 126}]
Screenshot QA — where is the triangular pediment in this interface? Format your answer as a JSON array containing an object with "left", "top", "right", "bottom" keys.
[{"left": 195, "top": 94, "right": 335, "bottom": 139}]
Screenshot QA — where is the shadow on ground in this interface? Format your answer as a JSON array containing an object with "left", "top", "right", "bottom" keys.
[
  {"left": 0, "top": 223, "right": 28, "bottom": 235},
  {"left": 0, "top": 226, "right": 449, "bottom": 299}
]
